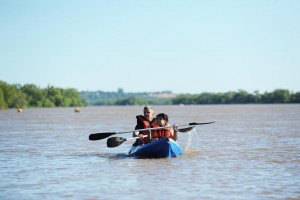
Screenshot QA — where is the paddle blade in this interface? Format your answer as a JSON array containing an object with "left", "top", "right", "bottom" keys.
[
  {"left": 178, "top": 126, "right": 195, "bottom": 132},
  {"left": 107, "top": 137, "right": 127, "bottom": 148},
  {"left": 89, "top": 132, "right": 116, "bottom": 140}
]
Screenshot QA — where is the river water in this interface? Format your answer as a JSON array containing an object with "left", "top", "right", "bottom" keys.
[{"left": 0, "top": 105, "right": 299, "bottom": 200}]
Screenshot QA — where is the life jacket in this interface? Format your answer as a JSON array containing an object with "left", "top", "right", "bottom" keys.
[
  {"left": 151, "top": 123, "right": 173, "bottom": 139},
  {"left": 136, "top": 115, "right": 151, "bottom": 144}
]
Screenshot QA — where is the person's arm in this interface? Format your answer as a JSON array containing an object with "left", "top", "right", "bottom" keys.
[
  {"left": 145, "top": 130, "right": 152, "bottom": 143},
  {"left": 133, "top": 124, "right": 143, "bottom": 137},
  {"left": 171, "top": 124, "right": 178, "bottom": 141}
]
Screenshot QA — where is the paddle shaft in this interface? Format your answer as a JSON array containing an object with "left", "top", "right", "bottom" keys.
[
  {"left": 126, "top": 137, "right": 140, "bottom": 141},
  {"left": 89, "top": 121, "right": 215, "bottom": 140},
  {"left": 129, "top": 122, "right": 213, "bottom": 134}
]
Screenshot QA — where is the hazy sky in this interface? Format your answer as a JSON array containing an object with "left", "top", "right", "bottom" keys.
[{"left": 1, "top": 0, "right": 299, "bottom": 94}]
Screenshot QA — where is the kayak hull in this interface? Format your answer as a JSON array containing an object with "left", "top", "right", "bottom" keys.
[{"left": 128, "top": 138, "right": 183, "bottom": 158}]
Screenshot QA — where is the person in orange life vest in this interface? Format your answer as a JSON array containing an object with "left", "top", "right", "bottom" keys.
[
  {"left": 151, "top": 113, "right": 178, "bottom": 142},
  {"left": 132, "top": 106, "right": 156, "bottom": 146}
]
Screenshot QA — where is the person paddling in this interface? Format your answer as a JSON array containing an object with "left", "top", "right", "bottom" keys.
[
  {"left": 132, "top": 106, "right": 156, "bottom": 146},
  {"left": 151, "top": 113, "right": 178, "bottom": 142}
]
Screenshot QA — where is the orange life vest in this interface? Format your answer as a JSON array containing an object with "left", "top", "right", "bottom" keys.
[{"left": 151, "top": 123, "right": 173, "bottom": 139}]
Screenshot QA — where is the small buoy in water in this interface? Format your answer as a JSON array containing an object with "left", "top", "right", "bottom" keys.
[
  {"left": 74, "top": 108, "right": 80, "bottom": 113},
  {"left": 18, "top": 108, "right": 23, "bottom": 113}
]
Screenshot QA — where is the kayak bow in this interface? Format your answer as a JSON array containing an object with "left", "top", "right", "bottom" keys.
[{"left": 128, "top": 138, "right": 183, "bottom": 158}]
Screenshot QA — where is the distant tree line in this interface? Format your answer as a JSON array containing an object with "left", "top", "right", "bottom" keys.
[
  {"left": 0, "top": 81, "right": 87, "bottom": 109},
  {"left": 171, "top": 89, "right": 300, "bottom": 104},
  {"left": 81, "top": 89, "right": 300, "bottom": 105},
  {"left": 1, "top": 81, "right": 299, "bottom": 109},
  {"left": 80, "top": 89, "right": 174, "bottom": 105}
]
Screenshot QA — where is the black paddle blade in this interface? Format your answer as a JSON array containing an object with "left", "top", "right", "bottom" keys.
[
  {"left": 107, "top": 137, "right": 127, "bottom": 148},
  {"left": 189, "top": 122, "right": 215, "bottom": 126},
  {"left": 178, "top": 126, "right": 195, "bottom": 133},
  {"left": 89, "top": 132, "right": 116, "bottom": 141}
]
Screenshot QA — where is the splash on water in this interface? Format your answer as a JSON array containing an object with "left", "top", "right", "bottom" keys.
[{"left": 184, "top": 128, "right": 200, "bottom": 151}]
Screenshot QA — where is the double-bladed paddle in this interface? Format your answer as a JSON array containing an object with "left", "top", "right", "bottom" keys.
[
  {"left": 106, "top": 126, "right": 197, "bottom": 148},
  {"left": 89, "top": 122, "right": 215, "bottom": 141},
  {"left": 106, "top": 127, "right": 197, "bottom": 148}
]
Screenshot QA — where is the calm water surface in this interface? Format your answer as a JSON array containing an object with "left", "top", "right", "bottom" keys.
[{"left": 0, "top": 105, "right": 299, "bottom": 200}]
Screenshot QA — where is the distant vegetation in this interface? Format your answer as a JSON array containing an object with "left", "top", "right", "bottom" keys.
[
  {"left": 172, "top": 89, "right": 300, "bottom": 104},
  {"left": 82, "top": 89, "right": 300, "bottom": 105},
  {"left": 80, "top": 88, "right": 175, "bottom": 106},
  {"left": 0, "top": 81, "right": 86, "bottom": 109},
  {"left": 0, "top": 81, "right": 299, "bottom": 109}
]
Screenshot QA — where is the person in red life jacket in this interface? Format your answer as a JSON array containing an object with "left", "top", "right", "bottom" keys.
[
  {"left": 151, "top": 113, "right": 178, "bottom": 142},
  {"left": 132, "top": 106, "right": 156, "bottom": 146}
]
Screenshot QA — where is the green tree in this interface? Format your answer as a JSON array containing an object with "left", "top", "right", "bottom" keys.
[
  {"left": 0, "top": 88, "right": 7, "bottom": 109},
  {"left": 253, "top": 90, "right": 261, "bottom": 103},
  {"left": 43, "top": 98, "right": 55, "bottom": 107},
  {"left": 196, "top": 92, "right": 214, "bottom": 104},
  {"left": 115, "top": 97, "right": 147, "bottom": 105},
  {"left": 21, "top": 84, "right": 45, "bottom": 106},
  {"left": 272, "top": 89, "right": 290, "bottom": 103},
  {"left": 0, "top": 81, "right": 87, "bottom": 109},
  {"left": 292, "top": 92, "right": 300, "bottom": 103}
]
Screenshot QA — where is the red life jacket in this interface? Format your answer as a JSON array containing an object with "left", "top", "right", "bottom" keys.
[
  {"left": 151, "top": 123, "right": 173, "bottom": 138},
  {"left": 136, "top": 115, "right": 151, "bottom": 144}
]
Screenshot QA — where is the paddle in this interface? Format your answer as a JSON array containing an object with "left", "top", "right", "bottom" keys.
[
  {"left": 89, "top": 121, "right": 215, "bottom": 141},
  {"left": 107, "top": 136, "right": 139, "bottom": 148},
  {"left": 107, "top": 126, "right": 196, "bottom": 148},
  {"left": 178, "top": 126, "right": 195, "bottom": 132}
]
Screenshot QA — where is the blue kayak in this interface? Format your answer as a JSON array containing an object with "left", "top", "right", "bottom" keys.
[{"left": 128, "top": 138, "right": 183, "bottom": 158}]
